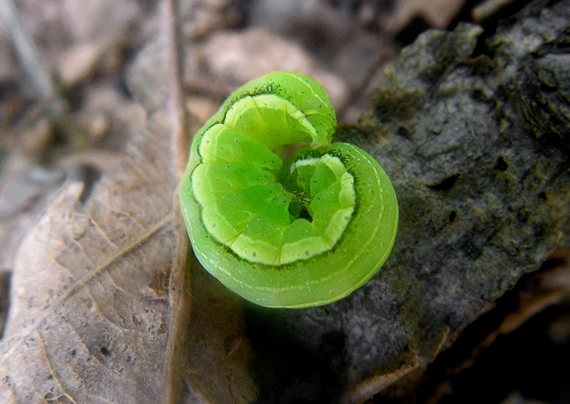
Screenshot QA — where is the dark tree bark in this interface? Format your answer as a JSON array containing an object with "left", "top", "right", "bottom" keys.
[{"left": 244, "top": 1, "right": 570, "bottom": 402}]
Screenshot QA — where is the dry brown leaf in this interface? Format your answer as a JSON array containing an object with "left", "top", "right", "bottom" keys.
[
  {"left": 0, "top": 107, "right": 179, "bottom": 402},
  {"left": 183, "top": 255, "right": 258, "bottom": 403},
  {"left": 0, "top": 13, "right": 257, "bottom": 404}
]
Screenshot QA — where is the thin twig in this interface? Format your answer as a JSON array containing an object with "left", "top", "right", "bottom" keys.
[
  {"left": 472, "top": 0, "right": 521, "bottom": 22},
  {"left": 164, "top": 0, "right": 189, "bottom": 180},
  {"left": 162, "top": 0, "right": 192, "bottom": 403},
  {"left": 0, "top": 0, "right": 67, "bottom": 115}
]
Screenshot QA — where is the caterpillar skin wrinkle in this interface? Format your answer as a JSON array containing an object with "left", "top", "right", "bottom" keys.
[{"left": 180, "top": 71, "right": 398, "bottom": 308}]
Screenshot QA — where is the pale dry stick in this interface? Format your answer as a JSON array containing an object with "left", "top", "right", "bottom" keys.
[
  {"left": 0, "top": 0, "right": 67, "bottom": 115},
  {"left": 161, "top": 0, "right": 192, "bottom": 402},
  {"left": 340, "top": 358, "right": 420, "bottom": 404},
  {"left": 472, "top": 0, "right": 521, "bottom": 22}
]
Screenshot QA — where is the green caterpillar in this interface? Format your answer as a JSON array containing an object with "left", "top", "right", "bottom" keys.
[{"left": 180, "top": 71, "right": 398, "bottom": 308}]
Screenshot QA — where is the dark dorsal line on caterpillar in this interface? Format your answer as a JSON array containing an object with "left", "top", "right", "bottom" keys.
[{"left": 180, "top": 71, "right": 398, "bottom": 308}]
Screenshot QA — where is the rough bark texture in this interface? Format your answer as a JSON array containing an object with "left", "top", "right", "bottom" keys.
[{"left": 244, "top": 1, "right": 570, "bottom": 402}]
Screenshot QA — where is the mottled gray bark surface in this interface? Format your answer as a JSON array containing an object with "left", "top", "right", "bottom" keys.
[{"left": 244, "top": 1, "right": 570, "bottom": 402}]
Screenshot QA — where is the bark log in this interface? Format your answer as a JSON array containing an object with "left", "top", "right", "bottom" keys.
[{"left": 244, "top": 1, "right": 570, "bottom": 402}]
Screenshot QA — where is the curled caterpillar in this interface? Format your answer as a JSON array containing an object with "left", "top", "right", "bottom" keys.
[{"left": 180, "top": 71, "right": 398, "bottom": 308}]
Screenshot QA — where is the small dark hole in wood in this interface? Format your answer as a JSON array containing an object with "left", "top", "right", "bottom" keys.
[
  {"left": 449, "top": 211, "right": 457, "bottom": 222},
  {"left": 539, "top": 81, "right": 556, "bottom": 93},
  {"left": 100, "top": 346, "right": 111, "bottom": 357},
  {"left": 428, "top": 174, "right": 460, "bottom": 192},
  {"left": 538, "top": 192, "right": 547, "bottom": 201},
  {"left": 396, "top": 125, "right": 412, "bottom": 138},
  {"left": 494, "top": 156, "right": 508, "bottom": 172}
]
